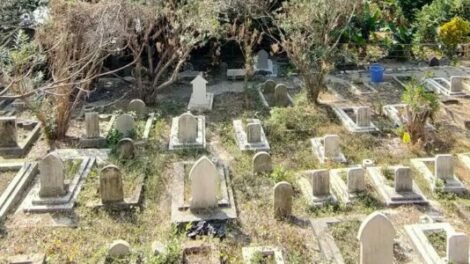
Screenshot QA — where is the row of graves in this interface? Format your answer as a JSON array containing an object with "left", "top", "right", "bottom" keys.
[{"left": 2, "top": 60, "right": 470, "bottom": 263}]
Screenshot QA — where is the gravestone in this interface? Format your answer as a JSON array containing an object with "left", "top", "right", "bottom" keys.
[
  {"left": 108, "top": 240, "right": 131, "bottom": 258},
  {"left": 246, "top": 123, "right": 262, "bottom": 143},
  {"left": 273, "top": 84, "right": 288, "bottom": 105},
  {"left": 273, "top": 181, "right": 293, "bottom": 219},
  {"left": 324, "top": 135, "right": 340, "bottom": 158},
  {"left": 357, "top": 212, "right": 395, "bottom": 264},
  {"left": 115, "top": 114, "right": 135, "bottom": 138},
  {"left": 451, "top": 76, "right": 469, "bottom": 94},
  {"left": 394, "top": 167, "right": 412, "bottom": 192},
  {"left": 85, "top": 112, "right": 100, "bottom": 138},
  {"left": 116, "top": 138, "right": 135, "bottom": 159},
  {"left": 128, "top": 99, "right": 146, "bottom": 119},
  {"left": 189, "top": 156, "right": 218, "bottom": 210},
  {"left": 255, "top": 50, "right": 269, "bottom": 70},
  {"left": 356, "top": 107, "right": 371, "bottom": 127},
  {"left": 347, "top": 167, "right": 365, "bottom": 193},
  {"left": 0, "top": 117, "right": 18, "bottom": 148},
  {"left": 252, "top": 152, "right": 273, "bottom": 174},
  {"left": 39, "top": 153, "right": 66, "bottom": 198},
  {"left": 100, "top": 165, "right": 124, "bottom": 204},
  {"left": 191, "top": 75, "right": 208, "bottom": 105},
  {"left": 435, "top": 154, "right": 453, "bottom": 180},
  {"left": 263, "top": 79, "right": 277, "bottom": 93},
  {"left": 177, "top": 112, "right": 198, "bottom": 143},
  {"left": 310, "top": 169, "right": 330, "bottom": 197},
  {"left": 447, "top": 232, "right": 469, "bottom": 264}
]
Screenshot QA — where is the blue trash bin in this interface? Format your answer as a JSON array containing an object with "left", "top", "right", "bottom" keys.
[{"left": 369, "top": 64, "right": 384, "bottom": 83}]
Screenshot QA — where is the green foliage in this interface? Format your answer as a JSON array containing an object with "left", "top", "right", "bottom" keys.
[
  {"left": 402, "top": 80, "right": 439, "bottom": 115},
  {"left": 396, "top": 0, "right": 433, "bottom": 21},
  {"left": 269, "top": 166, "right": 295, "bottom": 184},
  {"left": 106, "top": 128, "right": 124, "bottom": 148},
  {"left": 438, "top": 16, "right": 470, "bottom": 57}
]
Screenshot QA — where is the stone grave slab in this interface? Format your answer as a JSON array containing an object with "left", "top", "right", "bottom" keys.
[
  {"left": 405, "top": 222, "right": 470, "bottom": 264},
  {"left": 0, "top": 117, "right": 41, "bottom": 157},
  {"left": 170, "top": 159, "right": 237, "bottom": 223},
  {"left": 20, "top": 155, "right": 96, "bottom": 213},
  {"left": 332, "top": 105, "right": 379, "bottom": 133},
  {"left": 242, "top": 246, "right": 285, "bottom": 264},
  {"left": 349, "top": 80, "right": 378, "bottom": 95},
  {"left": 366, "top": 166, "right": 428, "bottom": 206},
  {"left": 425, "top": 77, "right": 466, "bottom": 97},
  {"left": 169, "top": 114, "right": 206, "bottom": 150},
  {"left": 7, "top": 253, "right": 46, "bottom": 264},
  {"left": 0, "top": 162, "right": 38, "bottom": 221},
  {"left": 330, "top": 167, "right": 366, "bottom": 204},
  {"left": 311, "top": 134, "right": 347, "bottom": 164},
  {"left": 182, "top": 241, "right": 220, "bottom": 264},
  {"left": 411, "top": 155, "right": 466, "bottom": 193},
  {"left": 297, "top": 169, "right": 337, "bottom": 206},
  {"left": 226, "top": 69, "right": 246, "bottom": 80},
  {"left": 233, "top": 119, "right": 270, "bottom": 151},
  {"left": 257, "top": 81, "right": 294, "bottom": 108},
  {"left": 188, "top": 75, "right": 214, "bottom": 112}
]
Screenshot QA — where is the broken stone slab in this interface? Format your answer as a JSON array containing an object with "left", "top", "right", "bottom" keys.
[{"left": 233, "top": 119, "right": 270, "bottom": 151}]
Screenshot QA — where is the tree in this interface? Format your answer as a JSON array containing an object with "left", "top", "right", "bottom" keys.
[
  {"left": 438, "top": 16, "right": 470, "bottom": 58},
  {"left": 119, "top": 0, "right": 222, "bottom": 104},
  {"left": 276, "top": 0, "right": 360, "bottom": 104}
]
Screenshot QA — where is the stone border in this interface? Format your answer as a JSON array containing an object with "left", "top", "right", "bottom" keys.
[
  {"left": 310, "top": 137, "right": 346, "bottom": 164},
  {"left": 330, "top": 168, "right": 361, "bottom": 204},
  {"left": 331, "top": 105, "right": 379, "bottom": 133},
  {"left": 7, "top": 253, "right": 46, "bottom": 264},
  {"left": 170, "top": 161, "right": 237, "bottom": 223},
  {"left": 0, "top": 119, "right": 41, "bottom": 157},
  {"left": 425, "top": 78, "right": 466, "bottom": 97},
  {"left": 297, "top": 171, "right": 338, "bottom": 207},
  {"left": 350, "top": 81, "right": 378, "bottom": 95},
  {"left": 405, "top": 223, "right": 456, "bottom": 264},
  {"left": 188, "top": 93, "right": 214, "bottom": 112},
  {"left": 169, "top": 115, "right": 206, "bottom": 150},
  {"left": 227, "top": 69, "right": 246, "bottom": 80},
  {"left": 54, "top": 148, "right": 110, "bottom": 165},
  {"left": 242, "top": 246, "right": 285, "bottom": 264},
  {"left": 21, "top": 156, "right": 96, "bottom": 213},
  {"left": 311, "top": 215, "right": 366, "bottom": 264},
  {"left": 0, "top": 162, "right": 38, "bottom": 221},
  {"left": 410, "top": 157, "right": 466, "bottom": 193},
  {"left": 257, "top": 85, "right": 294, "bottom": 109},
  {"left": 233, "top": 119, "right": 270, "bottom": 151},
  {"left": 366, "top": 166, "right": 428, "bottom": 206}
]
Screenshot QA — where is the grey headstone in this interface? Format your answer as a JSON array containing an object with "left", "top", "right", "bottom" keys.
[
  {"left": 0, "top": 117, "right": 18, "bottom": 148},
  {"left": 435, "top": 154, "right": 453, "bottom": 180},
  {"left": 116, "top": 138, "right": 135, "bottom": 160},
  {"left": 85, "top": 112, "right": 100, "bottom": 138},
  {"left": 263, "top": 79, "right": 277, "bottom": 93},
  {"left": 255, "top": 49, "right": 269, "bottom": 70},
  {"left": 347, "top": 167, "right": 365, "bottom": 193},
  {"left": 447, "top": 232, "right": 469, "bottom": 264},
  {"left": 309, "top": 169, "right": 330, "bottom": 197},
  {"left": 100, "top": 165, "right": 124, "bottom": 204},
  {"left": 450, "top": 76, "right": 469, "bottom": 93},
  {"left": 356, "top": 107, "right": 371, "bottom": 127},
  {"left": 128, "top": 99, "right": 146, "bottom": 119},
  {"left": 394, "top": 167, "right": 412, "bottom": 192},
  {"left": 177, "top": 112, "right": 198, "bottom": 143},
  {"left": 108, "top": 240, "right": 131, "bottom": 258},
  {"left": 324, "top": 135, "right": 340, "bottom": 159},
  {"left": 252, "top": 151, "right": 273, "bottom": 174},
  {"left": 274, "top": 84, "right": 288, "bottom": 105},
  {"left": 357, "top": 212, "right": 395, "bottom": 264},
  {"left": 273, "top": 181, "right": 293, "bottom": 219},
  {"left": 115, "top": 114, "right": 135, "bottom": 138},
  {"left": 246, "top": 123, "right": 262, "bottom": 143},
  {"left": 39, "top": 153, "right": 66, "bottom": 198},
  {"left": 189, "top": 156, "right": 218, "bottom": 210},
  {"left": 191, "top": 75, "right": 208, "bottom": 105}
]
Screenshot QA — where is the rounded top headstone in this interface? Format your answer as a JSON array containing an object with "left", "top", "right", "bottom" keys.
[
  {"left": 116, "top": 138, "right": 135, "bottom": 159},
  {"left": 128, "top": 99, "right": 146, "bottom": 119},
  {"left": 115, "top": 114, "right": 135, "bottom": 138},
  {"left": 357, "top": 212, "right": 395, "bottom": 241},
  {"left": 108, "top": 239, "right": 131, "bottom": 257}
]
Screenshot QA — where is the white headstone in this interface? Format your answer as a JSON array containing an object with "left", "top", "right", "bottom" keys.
[
  {"left": 435, "top": 154, "right": 453, "bottom": 180},
  {"left": 273, "top": 181, "right": 293, "bottom": 219},
  {"left": 115, "top": 114, "right": 135, "bottom": 138},
  {"left": 39, "top": 152, "right": 66, "bottom": 198},
  {"left": 177, "top": 112, "right": 198, "bottom": 143},
  {"left": 253, "top": 151, "right": 273, "bottom": 174},
  {"left": 246, "top": 123, "right": 262, "bottom": 143},
  {"left": 189, "top": 156, "right": 218, "bottom": 210},
  {"left": 357, "top": 212, "right": 395, "bottom": 264},
  {"left": 394, "top": 167, "right": 412, "bottom": 192},
  {"left": 356, "top": 107, "right": 371, "bottom": 127},
  {"left": 347, "top": 167, "right": 365, "bottom": 193},
  {"left": 255, "top": 50, "right": 269, "bottom": 70},
  {"left": 309, "top": 169, "right": 330, "bottom": 197},
  {"left": 191, "top": 75, "right": 208, "bottom": 105},
  {"left": 447, "top": 232, "right": 469, "bottom": 264},
  {"left": 324, "top": 135, "right": 340, "bottom": 159}
]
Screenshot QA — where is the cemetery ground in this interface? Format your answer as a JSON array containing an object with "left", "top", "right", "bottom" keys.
[{"left": 2, "top": 66, "right": 470, "bottom": 263}]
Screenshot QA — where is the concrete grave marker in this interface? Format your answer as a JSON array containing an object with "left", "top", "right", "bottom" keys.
[
  {"left": 39, "top": 152, "right": 66, "bottom": 198},
  {"left": 85, "top": 112, "right": 100, "bottom": 138},
  {"left": 128, "top": 99, "right": 146, "bottom": 119},
  {"left": 100, "top": 165, "right": 124, "bottom": 204},
  {"left": 246, "top": 122, "right": 262, "bottom": 143},
  {"left": 435, "top": 154, "right": 453, "bottom": 180},
  {"left": 394, "top": 166, "right": 412, "bottom": 192},
  {"left": 189, "top": 156, "right": 218, "bottom": 210},
  {"left": 0, "top": 117, "right": 18, "bottom": 148},
  {"left": 255, "top": 50, "right": 269, "bottom": 70},
  {"left": 116, "top": 138, "right": 135, "bottom": 159},
  {"left": 356, "top": 107, "right": 371, "bottom": 127},
  {"left": 191, "top": 75, "right": 208, "bottom": 106},
  {"left": 274, "top": 84, "right": 288, "bottom": 105},
  {"left": 347, "top": 167, "right": 365, "bottom": 193},
  {"left": 115, "top": 114, "right": 135, "bottom": 138},
  {"left": 253, "top": 151, "right": 273, "bottom": 174},
  {"left": 108, "top": 240, "right": 131, "bottom": 258},
  {"left": 324, "top": 135, "right": 341, "bottom": 159},
  {"left": 357, "top": 212, "right": 395, "bottom": 264},
  {"left": 447, "top": 232, "right": 469, "bottom": 264},
  {"left": 263, "top": 79, "right": 277, "bottom": 93},
  {"left": 273, "top": 181, "right": 293, "bottom": 219},
  {"left": 177, "top": 112, "right": 198, "bottom": 143},
  {"left": 310, "top": 169, "right": 330, "bottom": 197}
]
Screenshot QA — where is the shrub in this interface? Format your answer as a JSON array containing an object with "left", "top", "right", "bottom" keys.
[{"left": 438, "top": 16, "right": 470, "bottom": 57}]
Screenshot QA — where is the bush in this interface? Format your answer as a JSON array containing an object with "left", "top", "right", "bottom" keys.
[{"left": 438, "top": 16, "right": 470, "bottom": 57}]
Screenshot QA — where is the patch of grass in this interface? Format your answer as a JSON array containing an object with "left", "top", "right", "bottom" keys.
[
  {"left": 330, "top": 220, "right": 361, "bottom": 264},
  {"left": 425, "top": 230, "right": 447, "bottom": 257}
]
